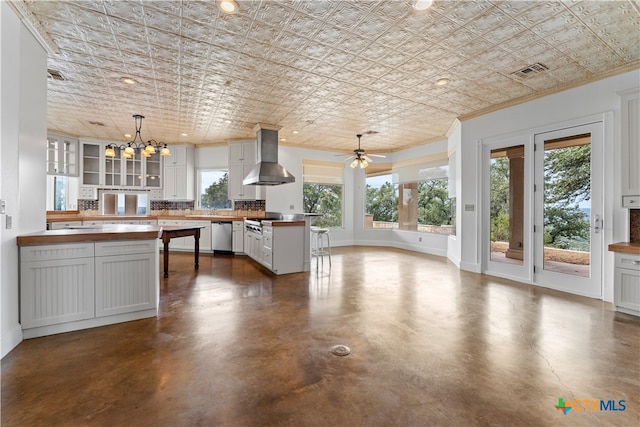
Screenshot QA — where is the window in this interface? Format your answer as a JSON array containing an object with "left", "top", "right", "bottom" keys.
[
  {"left": 303, "top": 161, "right": 343, "bottom": 228},
  {"left": 199, "top": 170, "right": 231, "bottom": 209},
  {"left": 54, "top": 176, "right": 67, "bottom": 211},
  {"left": 365, "top": 173, "right": 397, "bottom": 228},
  {"left": 365, "top": 156, "right": 454, "bottom": 235}
]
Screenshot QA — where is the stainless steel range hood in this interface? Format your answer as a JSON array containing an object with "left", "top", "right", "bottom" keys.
[{"left": 243, "top": 124, "right": 295, "bottom": 186}]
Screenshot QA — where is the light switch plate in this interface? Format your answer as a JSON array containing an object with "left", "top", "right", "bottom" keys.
[
  {"left": 6, "top": 215, "right": 12, "bottom": 229},
  {"left": 464, "top": 204, "right": 475, "bottom": 212}
]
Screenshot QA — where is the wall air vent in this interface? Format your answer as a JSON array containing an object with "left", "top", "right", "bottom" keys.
[
  {"left": 47, "top": 69, "right": 66, "bottom": 81},
  {"left": 88, "top": 121, "right": 105, "bottom": 126},
  {"left": 511, "top": 62, "right": 549, "bottom": 79}
]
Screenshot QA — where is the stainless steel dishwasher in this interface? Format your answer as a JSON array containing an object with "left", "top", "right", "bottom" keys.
[{"left": 211, "top": 221, "right": 233, "bottom": 252}]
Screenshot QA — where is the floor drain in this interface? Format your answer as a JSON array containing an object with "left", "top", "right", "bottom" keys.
[{"left": 330, "top": 345, "right": 351, "bottom": 356}]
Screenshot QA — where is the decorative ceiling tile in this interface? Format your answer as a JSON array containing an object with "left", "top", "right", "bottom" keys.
[{"left": 19, "top": 0, "right": 640, "bottom": 150}]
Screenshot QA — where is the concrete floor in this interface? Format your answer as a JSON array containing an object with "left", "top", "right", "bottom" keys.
[{"left": 2, "top": 246, "right": 639, "bottom": 426}]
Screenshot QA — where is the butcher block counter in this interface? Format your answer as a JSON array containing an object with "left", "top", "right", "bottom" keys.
[
  {"left": 17, "top": 224, "right": 161, "bottom": 245},
  {"left": 608, "top": 242, "right": 640, "bottom": 254},
  {"left": 17, "top": 224, "right": 161, "bottom": 338},
  {"left": 46, "top": 213, "right": 250, "bottom": 223}
]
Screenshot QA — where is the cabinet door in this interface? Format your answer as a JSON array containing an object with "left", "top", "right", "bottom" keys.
[
  {"left": 47, "top": 134, "right": 78, "bottom": 176},
  {"left": 174, "top": 164, "right": 188, "bottom": 199},
  {"left": 104, "top": 156, "right": 122, "bottom": 186},
  {"left": 81, "top": 143, "right": 102, "bottom": 186},
  {"left": 168, "top": 145, "right": 187, "bottom": 166},
  {"left": 615, "top": 267, "right": 640, "bottom": 314},
  {"left": 620, "top": 90, "right": 640, "bottom": 195},
  {"left": 95, "top": 252, "right": 156, "bottom": 317},
  {"left": 163, "top": 166, "right": 177, "bottom": 199},
  {"left": 144, "top": 152, "right": 162, "bottom": 188},
  {"left": 21, "top": 258, "right": 95, "bottom": 328}
]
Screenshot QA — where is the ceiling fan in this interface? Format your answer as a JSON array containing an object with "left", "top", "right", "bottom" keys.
[{"left": 339, "top": 133, "right": 385, "bottom": 169}]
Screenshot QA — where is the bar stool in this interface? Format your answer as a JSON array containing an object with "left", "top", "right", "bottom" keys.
[{"left": 311, "top": 226, "right": 331, "bottom": 269}]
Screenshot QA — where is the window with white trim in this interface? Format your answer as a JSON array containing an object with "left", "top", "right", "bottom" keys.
[{"left": 303, "top": 161, "right": 344, "bottom": 228}]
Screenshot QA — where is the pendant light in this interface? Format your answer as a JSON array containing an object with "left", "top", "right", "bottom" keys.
[{"left": 104, "top": 115, "right": 170, "bottom": 158}]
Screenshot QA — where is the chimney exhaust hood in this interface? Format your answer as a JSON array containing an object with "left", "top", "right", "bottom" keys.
[{"left": 243, "top": 124, "right": 295, "bottom": 186}]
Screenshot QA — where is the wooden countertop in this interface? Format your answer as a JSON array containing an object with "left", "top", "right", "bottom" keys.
[
  {"left": 17, "top": 225, "right": 162, "bottom": 245},
  {"left": 47, "top": 214, "right": 247, "bottom": 222},
  {"left": 608, "top": 242, "right": 640, "bottom": 255}
]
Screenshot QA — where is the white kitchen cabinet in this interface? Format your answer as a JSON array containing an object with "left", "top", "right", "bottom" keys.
[
  {"left": 614, "top": 252, "right": 640, "bottom": 316},
  {"left": 49, "top": 221, "right": 82, "bottom": 230},
  {"left": 229, "top": 140, "right": 256, "bottom": 163},
  {"left": 620, "top": 89, "right": 640, "bottom": 197},
  {"left": 81, "top": 142, "right": 102, "bottom": 186},
  {"left": 20, "top": 239, "right": 159, "bottom": 338},
  {"left": 228, "top": 140, "right": 257, "bottom": 201},
  {"left": 232, "top": 221, "right": 244, "bottom": 253},
  {"left": 47, "top": 133, "right": 78, "bottom": 176},
  {"left": 182, "top": 220, "right": 212, "bottom": 252},
  {"left": 245, "top": 224, "right": 305, "bottom": 275},
  {"left": 95, "top": 240, "right": 157, "bottom": 317},
  {"left": 163, "top": 145, "right": 194, "bottom": 200},
  {"left": 82, "top": 220, "right": 104, "bottom": 226},
  {"left": 20, "top": 243, "right": 95, "bottom": 329},
  {"left": 228, "top": 163, "right": 256, "bottom": 200}
]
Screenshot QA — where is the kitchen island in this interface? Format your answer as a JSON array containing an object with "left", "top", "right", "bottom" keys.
[{"left": 17, "top": 225, "right": 161, "bottom": 338}]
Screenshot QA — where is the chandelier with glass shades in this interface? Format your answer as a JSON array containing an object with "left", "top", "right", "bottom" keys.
[{"left": 104, "top": 114, "right": 170, "bottom": 158}]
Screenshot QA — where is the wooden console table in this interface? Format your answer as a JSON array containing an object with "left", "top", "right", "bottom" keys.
[{"left": 160, "top": 226, "right": 203, "bottom": 278}]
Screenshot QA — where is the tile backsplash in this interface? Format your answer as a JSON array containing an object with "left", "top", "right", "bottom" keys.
[{"left": 630, "top": 209, "right": 639, "bottom": 243}]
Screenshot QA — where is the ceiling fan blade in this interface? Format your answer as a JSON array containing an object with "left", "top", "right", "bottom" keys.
[
  {"left": 341, "top": 155, "right": 356, "bottom": 162},
  {"left": 363, "top": 155, "right": 373, "bottom": 162},
  {"left": 369, "top": 153, "right": 386, "bottom": 158}
]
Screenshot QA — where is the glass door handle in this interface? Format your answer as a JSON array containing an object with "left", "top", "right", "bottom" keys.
[{"left": 593, "top": 214, "right": 601, "bottom": 234}]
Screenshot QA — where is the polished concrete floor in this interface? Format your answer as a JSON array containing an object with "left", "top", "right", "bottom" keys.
[{"left": 2, "top": 247, "right": 639, "bottom": 426}]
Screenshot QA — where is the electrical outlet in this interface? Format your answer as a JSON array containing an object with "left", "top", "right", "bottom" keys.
[
  {"left": 418, "top": 237, "right": 422, "bottom": 242},
  {"left": 6, "top": 215, "right": 12, "bottom": 229},
  {"left": 289, "top": 204, "right": 294, "bottom": 210}
]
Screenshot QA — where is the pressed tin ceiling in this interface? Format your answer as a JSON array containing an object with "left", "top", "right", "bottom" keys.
[{"left": 11, "top": 0, "right": 640, "bottom": 152}]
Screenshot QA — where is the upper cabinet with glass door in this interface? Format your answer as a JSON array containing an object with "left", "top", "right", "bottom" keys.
[
  {"left": 80, "top": 139, "right": 163, "bottom": 189},
  {"left": 47, "top": 133, "right": 78, "bottom": 176}
]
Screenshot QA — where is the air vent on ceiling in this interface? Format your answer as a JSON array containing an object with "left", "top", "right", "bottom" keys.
[
  {"left": 88, "top": 121, "right": 105, "bottom": 126},
  {"left": 511, "top": 62, "right": 548, "bottom": 79},
  {"left": 47, "top": 69, "right": 66, "bottom": 81}
]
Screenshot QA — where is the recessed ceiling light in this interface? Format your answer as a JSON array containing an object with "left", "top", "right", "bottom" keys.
[
  {"left": 292, "top": 130, "right": 299, "bottom": 134},
  {"left": 280, "top": 138, "right": 287, "bottom": 142},
  {"left": 122, "top": 77, "right": 137, "bottom": 85},
  {"left": 124, "top": 133, "right": 132, "bottom": 138},
  {"left": 436, "top": 78, "right": 449, "bottom": 86},
  {"left": 224, "top": 120, "right": 232, "bottom": 124},
  {"left": 181, "top": 133, "right": 188, "bottom": 136},
  {"left": 413, "top": 0, "right": 433, "bottom": 11},
  {"left": 217, "top": 0, "right": 239, "bottom": 14}
]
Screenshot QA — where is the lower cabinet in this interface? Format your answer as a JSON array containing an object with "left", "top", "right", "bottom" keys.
[
  {"left": 614, "top": 252, "right": 640, "bottom": 316},
  {"left": 232, "top": 221, "right": 244, "bottom": 253},
  {"left": 245, "top": 225, "right": 304, "bottom": 275},
  {"left": 20, "top": 239, "right": 159, "bottom": 338}
]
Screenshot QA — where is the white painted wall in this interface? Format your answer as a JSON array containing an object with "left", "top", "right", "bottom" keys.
[
  {"left": 456, "top": 69, "right": 640, "bottom": 302},
  {"left": 0, "top": 3, "right": 48, "bottom": 358}
]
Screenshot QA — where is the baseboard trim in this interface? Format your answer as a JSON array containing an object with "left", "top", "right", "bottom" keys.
[{"left": 1, "top": 323, "right": 24, "bottom": 359}]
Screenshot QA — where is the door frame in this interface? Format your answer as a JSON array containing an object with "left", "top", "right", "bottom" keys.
[{"left": 480, "top": 112, "right": 614, "bottom": 300}]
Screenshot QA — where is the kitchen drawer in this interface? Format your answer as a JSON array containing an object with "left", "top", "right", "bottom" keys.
[
  {"left": 616, "top": 253, "right": 640, "bottom": 271},
  {"left": 21, "top": 243, "right": 94, "bottom": 262},
  {"left": 82, "top": 220, "right": 103, "bottom": 226},
  {"left": 262, "top": 248, "right": 272, "bottom": 268},
  {"left": 263, "top": 235, "right": 272, "bottom": 250},
  {"left": 95, "top": 240, "right": 157, "bottom": 256},
  {"left": 138, "top": 219, "right": 158, "bottom": 225},
  {"left": 622, "top": 195, "right": 640, "bottom": 208},
  {"left": 49, "top": 221, "right": 82, "bottom": 230}
]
